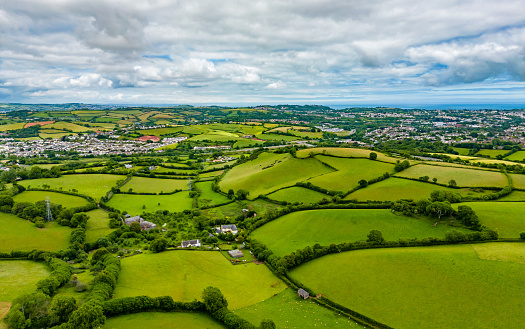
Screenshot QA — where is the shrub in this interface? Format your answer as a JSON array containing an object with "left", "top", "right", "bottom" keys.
[
  {"left": 520, "top": 232, "right": 525, "bottom": 240},
  {"left": 35, "top": 220, "right": 45, "bottom": 228}
]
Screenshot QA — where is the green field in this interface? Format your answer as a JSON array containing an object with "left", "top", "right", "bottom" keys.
[
  {"left": 395, "top": 164, "right": 507, "bottom": 187},
  {"left": 233, "top": 139, "right": 265, "bottom": 148},
  {"left": 0, "top": 261, "right": 50, "bottom": 302},
  {"left": 346, "top": 177, "right": 485, "bottom": 201},
  {"left": 266, "top": 186, "right": 330, "bottom": 204},
  {"left": 113, "top": 251, "right": 286, "bottom": 309},
  {"left": 138, "top": 127, "right": 183, "bottom": 136},
  {"left": 451, "top": 147, "right": 471, "bottom": 155},
  {"left": 85, "top": 209, "right": 114, "bottom": 243},
  {"left": 236, "top": 288, "right": 364, "bottom": 329},
  {"left": 219, "top": 153, "right": 334, "bottom": 198},
  {"left": 296, "top": 147, "right": 400, "bottom": 163},
  {"left": 251, "top": 209, "right": 471, "bottom": 257},
  {"left": 202, "top": 199, "right": 282, "bottom": 220},
  {"left": 188, "top": 131, "right": 242, "bottom": 142},
  {"left": 498, "top": 190, "right": 525, "bottom": 201},
  {"left": 306, "top": 156, "right": 394, "bottom": 192},
  {"left": 43, "top": 122, "right": 90, "bottom": 132},
  {"left": 290, "top": 244, "right": 525, "bottom": 328},
  {"left": 509, "top": 174, "right": 525, "bottom": 189},
  {"left": 121, "top": 176, "right": 188, "bottom": 193},
  {"left": 107, "top": 192, "right": 193, "bottom": 214},
  {"left": 505, "top": 151, "right": 525, "bottom": 161},
  {"left": 19, "top": 174, "right": 122, "bottom": 199},
  {"left": 475, "top": 149, "right": 509, "bottom": 157},
  {"left": 0, "top": 214, "right": 71, "bottom": 252},
  {"left": 456, "top": 202, "right": 525, "bottom": 238},
  {"left": 104, "top": 312, "right": 226, "bottom": 329},
  {"left": 13, "top": 191, "right": 89, "bottom": 208},
  {"left": 196, "top": 181, "right": 231, "bottom": 207},
  {"left": 257, "top": 133, "right": 298, "bottom": 141}
]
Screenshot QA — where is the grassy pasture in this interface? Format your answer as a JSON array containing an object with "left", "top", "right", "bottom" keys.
[
  {"left": 113, "top": 251, "right": 286, "bottom": 310},
  {"left": 0, "top": 261, "right": 50, "bottom": 302},
  {"left": 219, "top": 153, "right": 334, "bottom": 198},
  {"left": 509, "top": 173, "right": 525, "bottom": 189},
  {"left": 451, "top": 147, "right": 471, "bottom": 155},
  {"left": 188, "top": 131, "right": 242, "bottom": 142},
  {"left": 0, "top": 214, "right": 71, "bottom": 252},
  {"left": 200, "top": 170, "right": 224, "bottom": 178},
  {"left": 257, "top": 133, "right": 298, "bottom": 141},
  {"left": 196, "top": 181, "right": 230, "bottom": 207},
  {"left": 85, "top": 209, "right": 114, "bottom": 243},
  {"left": 107, "top": 192, "right": 193, "bottom": 214},
  {"left": 295, "top": 147, "right": 400, "bottom": 163},
  {"left": 138, "top": 127, "right": 183, "bottom": 136},
  {"left": 290, "top": 244, "right": 525, "bottom": 329},
  {"left": 0, "top": 123, "right": 26, "bottom": 131},
  {"left": 121, "top": 176, "right": 188, "bottom": 193},
  {"left": 13, "top": 191, "right": 89, "bottom": 208},
  {"left": 43, "top": 122, "right": 90, "bottom": 132},
  {"left": 456, "top": 202, "right": 525, "bottom": 238},
  {"left": 251, "top": 209, "right": 471, "bottom": 257},
  {"left": 236, "top": 288, "right": 364, "bottom": 329},
  {"left": 104, "top": 312, "right": 227, "bottom": 329},
  {"left": 266, "top": 186, "right": 329, "bottom": 204},
  {"left": 307, "top": 156, "right": 394, "bottom": 192},
  {"left": 475, "top": 149, "right": 509, "bottom": 157},
  {"left": 233, "top": 139, "right": 265, "bottom": 148},
  {"left": 39, "top": 132, "right": 71, "bottom": 139},
  {"left": 395, "top": 164, "right": 507, "bottom": 187},
  {"left": 498, "top": 190, "right": 525, "bottom": 201},
  {"left": 505, "top": 151, "right": 525, "bottom": 161},
  {"left": 19, "top": 174, "right": 122, "bottom": 199},
  {"left": 345, "top": 177, "right": 486, "bottom": 202}
]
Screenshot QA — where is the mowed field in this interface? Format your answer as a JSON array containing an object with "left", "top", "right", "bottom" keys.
[
  {"left": 475, "top": 149, "right": 509, "bottom": 157},
  {"left": 307, "top": 156, "right": 394, "bottom": 192},
  {"left": 18, "top": 174, "right": 122, "bottom": 199},
  {"left": 121, "top": 176, "right": 188, "bottom": 193},
  {"left": 0, "top": 214, "right": 71, "bottom": 252},
  {"left": 13, "top": 191, "right": 89, "bottom": 208},
  {"left": 85, "top": 209, "right": 114, "bottom": 243},
  {"left": 395, "top": 164, "right": 508, "bottom": 187},
  {"left": 345, "top": 177, "right": 486, "bottom": 201},
  {"left": 219, "top": 153, "right": 334, "bottom": 198},
  {"left": 0, "top": 261, "right": 50, "bottom": 302},
  {"left": 113, "top": 251, "right": 286, "bottom": 309},
  {"left": 251, "top": 209, "right": 472, "bottom": 257},
  {"left": 456, "top": 202, "right": 525, "bottom": 238},
  {"left": 107, "top": 192, "right": 193, "bottom": 214},
  {"left": 267, "top": 186, "right": 330, "bottom": 204},
  {"left": 104, "top": 312, "right": 227, "bottom": 329},
  {"left": 505, "top": 151, "right": 525, "bottom": 161},
  {"left": 290, "top": 243, "right": 525, "bottom": 329}
]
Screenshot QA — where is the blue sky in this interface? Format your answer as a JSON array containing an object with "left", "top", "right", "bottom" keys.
[{"left": 1, "top": 0, "right": 525, "bottom": 108}]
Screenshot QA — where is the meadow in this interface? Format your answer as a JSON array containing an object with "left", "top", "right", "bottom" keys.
[
  {"left": 475, "top": 149, "right": 509, "bottom": 157},
  {"left": 121, "top": 176, "right": 188, "bottom": 193},
  {"left": 196, "top": 181, "right": 231, "bottom": 207},
  {"left": 107, "top": 192, "right": 193, "bottom": 215},
  {"left": 104, "top": 312, "right": 227, "bottom": 329},
  {"left": 289, "top": 244, "right": 525, "bottom": 329},
  {"left": 251, "top": 209, "right": 471, "bottom": 257},
  {"left": 13, "top": 191, "right": 89, "bottom": 208},
  {"left": 451, "top": 147, "right": 471, "bottom": 155},
  {"left": 0, "top": 214, "right": 71, "bottom": 252},
  {"left": 456, "top": 202, "right": 525, "bottom": 238},
  {"left": 296, "top": 147, "right": 400, "bottom": 163},
  {"left": 345, "top": 177, "right": 485, "bottom": 201},
  {"left": 113, "top": 251, "right": 286, "bottom": 310},
  {"left": 505, "top": 151, "right": 525, "bottom": 161},
  {"left": 257, "top": 133, "right": 299, "bottom": 141},
  {"left": 509, "top": 173, "right": 525, "bottom": 189},
  {"left": 219, "top": 153, "right": 334, "bottom": 198},
  {"left": 18, "top": 174, "right": 122, "bottom": 199},
  {"left": 85, "top": 209, "right": 114, "bottom": 243},
  {"left": 498, "top": 190, "right": 525, "bottom": 201},
  {"left": 395, "top": 164, "right": 508, "bottom": 187},
  {"left": 266, "top": 186, "right": 330, "bottom": 204},
  {"left": 0, "top": 261, "right": 50, "bottom": 302},
  {"left": 306, "top": 156, "right": 394, "bottom": 192}
]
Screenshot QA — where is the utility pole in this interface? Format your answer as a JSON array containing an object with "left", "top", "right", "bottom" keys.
[{"left": 45, "top": 196, "right": 53, "bottom": 222}]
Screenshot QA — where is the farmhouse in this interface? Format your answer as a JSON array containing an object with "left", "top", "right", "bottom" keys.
[
  {"left": 298, "top": 288, "right": 310, "bottom": 299},
  {"left": 124, "top": 215, "right": 157, "bottom": 231},
  {"left": 218, "top": 224, "right": 238, "bottom": 234},
  {"left": 181, "top": 239, "right": 201, "bottom": 248},
  {"left": 228, "top": 249, "right": 244, "bottom": 258}
]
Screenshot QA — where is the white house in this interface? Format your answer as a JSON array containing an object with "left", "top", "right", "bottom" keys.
[{"left": 181, "top": 239, "right": 201, "bottom": 248}]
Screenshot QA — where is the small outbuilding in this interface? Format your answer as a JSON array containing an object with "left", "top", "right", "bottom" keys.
[
  {"left": 181, "top": 239, "right": 201, "bottom": 248},
  {"left": 298, "top": 288, "right": 310, "bottom": 299},
  {"left": 228, "top": 249, "right": 244, "bottom": 258}
]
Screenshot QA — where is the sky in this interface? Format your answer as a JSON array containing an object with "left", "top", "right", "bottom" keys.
[{"left": 1, "top": 0, "right": 525, "bottom": 108}]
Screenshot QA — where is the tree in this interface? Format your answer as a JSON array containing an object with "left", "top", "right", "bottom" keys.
[
  {"left": 130, "top": 221, "right": 141, "bottom": 233},
  {"left": 227, "top": 189, "right": 235, "bottom": 199},
  {"left": 426, "top": 201, "right": 454, "bottom": 220},
  {"left": 50, "top": 296, "right": 77, "bottom": 323},
  {"left": 520, "top": 232, "right": 525, "bottom": 240},
  {"left": 456, "top": 205, "right": 481, "bottom": 230},
  {"left": 150, "top": 238, "right": 168, "bottom": 253},
  {"left": 235, "top": 189, "right": 249, "bottom": 200},
  {"left": 202, "top": 286, "right": 228, "bottom": 313},
  {"left": 5, "top": 292, "right": 50, "bottom": 329},
  {"left": 259, "top": 319, "right": 277, "bottom": 329},
  {"left": 358, "top": 179, "right": 368, "bottom": 188},
  {"left": 448, "top": 179, "right": 457, "bottom": 187},
  {"left": 369, "top": 152, "right": 377, "bottom": 160},
  {"left": 367, "top": 230, "right": 384, "bottom": 243},
  {"left": 67, "top": 304, "right": 105, "bottom": 329}
]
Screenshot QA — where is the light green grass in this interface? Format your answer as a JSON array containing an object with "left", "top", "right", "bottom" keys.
[
  {"left": 251, "top": 209, "right": 472, "bottom": 257},
  {"left": 19, "top": 174, "right": 122, "bottom": 199},
  {"left": 54, "top": 270, "right": 94, "bottom": 303},
  {"left": 395, "top": 164, "right": 507, "bottom": 187},
  {"left": 509, "top": 174, "right": 525, "bottom": 189},
  {"left": 236, "top": 288, "right": 365, "bottom": 329},
  {"left": 200, "top": 170, "right": 224, "bottom": 178},
  {"left": 498, "top": 190, "right": 525, "bottom": 201},
  {"left": 0, "top": 123, "right": 25, "bottom": 131},
  {"left": 346, "top": 177, "right": 486, "bottom": 201},
  {"left": 196, "top": 181, "right": 230, "bottom": 207},
  {"left": 13, "top": 191, "right": 89, "bottom": 208},
  {"left": 188, "top": 131, "right": 242, "bottom": 142},
  {"left": 43, "top": 122, "right": 90, "bottom": 132},
  {"left": 475, "top": 149, "right": 509, "bottom": 157},
  {"left": 220, "top": 153, "right": 334, "bottom": 198},
  {"left": 155, "top": 167, "right": 197, "bottom": 175},
  {"left": 121, "top": 177, "right": 188, "bottom": 193},
  {"left": 257, "top": 133, "right": 298, "bottom": 141},
  {"left": 307, "top": 156, "right": 394, "bottom": 192},
  {"left": 0, "top": 261, "right": 50, "bottom": 302},
  {"left": 296, "top": 147, "right": 400, "bottom": 163},
  {"left": 266, "top": 187, "right": 330, "bottom": 204},
  {"left": 85, "top": 209, "right": 114, "bottom": 243},
  {"left": 39, "top": 132, "right": 72, "bottom": 139},
  {"left": 505, "top": 151, "right": 525, "bottom": 161},
  {"left": 456, "top": 202, "right": 525, "bottom": 238},
  {"left": 233, "top": 139, "right": 265, "bottom": 148},
  {"left": 104, "top": 312, "right": 227, "bottom": 329},
  {"left": 290, "top": 244, "right": 525, "bottom": 329},
  {"left": 113, "top": 251, "right": 286, "bottom": 309},
  {"left": 451, "top": 147, "right": 471, "bottom": 155},
  {"left": 107, "top": 192, "right": 193, "bottom": 214},
  {"left": 0, "top": 214, "right": 71, "bottom": 252},
  {"left": 138, "top": 127, "right": 183, "bottom": 136}
]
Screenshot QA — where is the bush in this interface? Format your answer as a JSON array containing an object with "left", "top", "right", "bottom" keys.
[
  {"left": 35, "top": 220, "right": 45, "bottom": 228},
  {"left": 520, "top": 232, "right": 525, "bottom": 240}
]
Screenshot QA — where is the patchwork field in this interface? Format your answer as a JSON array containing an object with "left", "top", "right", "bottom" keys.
[
  {"left": 0, "top": 261, "right": 50, "bottom": 302},
  {"left": 196, "top": 181, "right": 231, "bottom": 207},
  {"left": 345, "top": 177, "right": 485, "bottom": 201},
  {"left": 267, "top": 186, "right": 330, "bottom": 204},
  {"left": 219, "top": 153, "right": 334, "bottom": 198},
  {"left": 113, "top": 251, "right": 286, "bottom": 309},
  {"left": 307, "top": 156, "right": 394, "bottom": 192},
  {"left": 0, "top": 214, "right": 71, "bottom": 252},
  {"left": 296, "top": 147, "right": 400, "bottom": 163},
  {"left": 395, "top": 164, "right": 507, "bottom": 187},
  {"left": 121, "top": 176, "right": 188, "bottom": 193},
  {"left": 106, "top": 192, "right": 193, "bottom": 214},
  {"left": 19, "top": 174, "right": 122, "bottom": 199},
  {"left": 290, "top": 243, "right": 525, "bottom": 329},
  {"left": 104, "top": 312, "right": 227, "bottom": 329},
  {"left": 85, "top": 209, "right": 114, "bottom": 243},
  {"left": 13, "top": 191, "right": 89, "bottom": 208},
  {"left": 457, "top": 202, "right": 525, "bottom": 238},
  {"left": 251, "top": 209, "right": 472, "bottom": 257},
  {"left": 451, "top": 147, "right": 471, "bottom": 155}
]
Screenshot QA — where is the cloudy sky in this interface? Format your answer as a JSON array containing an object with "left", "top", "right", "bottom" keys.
[{"left": 1, "top": 0, "right": 525, "bottom": 107}]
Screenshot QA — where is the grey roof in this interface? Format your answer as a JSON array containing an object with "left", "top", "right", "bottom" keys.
[
  {"left": 298, "top": 288, "right": 310, "bottom": 297},
  {"left": 221, "top": 224, "right": 238, "bottom": 231},
  {"left": 228, "top": 249, "right": 244, "bottom": 258}
]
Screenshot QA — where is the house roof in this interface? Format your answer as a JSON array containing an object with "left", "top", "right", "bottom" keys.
[
  {"left": 298, "top": 288, "right": 309, "bottom": 297},
  {"left": 228, "top": 249, "right": 244, "bottom": 258}
]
